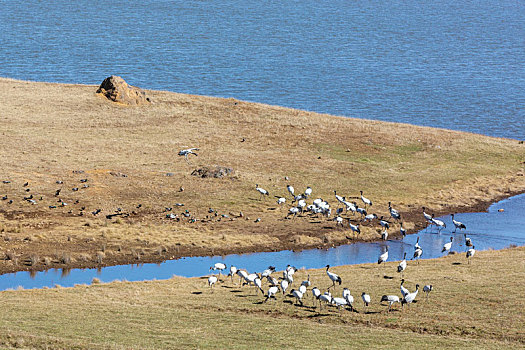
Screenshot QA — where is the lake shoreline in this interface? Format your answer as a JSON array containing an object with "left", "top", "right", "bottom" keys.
[{"left": 2, "top": 188, "right": 523, "bottom": 276}]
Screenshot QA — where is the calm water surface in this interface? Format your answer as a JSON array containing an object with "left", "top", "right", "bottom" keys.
[
  {"left": 0, "top": 0, "right": 523, "bottom": 139},
  {"left": 1, "top": 193, "right": 523, "bottom": 291}
]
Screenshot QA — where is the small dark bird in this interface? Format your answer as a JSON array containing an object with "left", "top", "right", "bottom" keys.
[
  {"left": 25, "top": 188, "right": 30, "bottom": 192},
  {"left": 55, "top": 189, "right": 61, "bottom": 196},
  {"left": 23, "top": 182, "right": 29, "bottom": 187},
  {"left": 80, "top": 179, "right": 88, "bottom": 183},
  {"left": 1, "top": 195, "right": 7, "bottom": 200},
  {"left": 92, "top": 209, "right": 101, "bottom": 215},
  {"left": 136, "top": 204, "right": 142, "bottom": 209},
  {"left": 8, "top": 200, "right": 13, "bottom": 204},
  {"left": 179, "top": 187, "right": 184, "bottom": 192},
  {"left": 56, "top": 180, "right": 63, "bottom": 184},
  {"left": 72, "top": 187, "right": 79, "bottom": 191},
  {"left": 49, "top": 205, "right": 57, "bottom": 209}
]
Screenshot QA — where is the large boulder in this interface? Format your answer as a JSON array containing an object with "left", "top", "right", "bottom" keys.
[{"left": 96, "top": 76, "right": 150, "bottom": 105}]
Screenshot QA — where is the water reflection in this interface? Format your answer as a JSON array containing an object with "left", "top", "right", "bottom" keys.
[{"left": 0, "top": 194, "right": 524, "bottom": 291}]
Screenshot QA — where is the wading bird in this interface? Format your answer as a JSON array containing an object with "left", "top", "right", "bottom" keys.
[
  {"left": 290, "top": 289, "right": 304, "bottom": 306},
  {"left": 325, "top": 265, "right": 342, "bottom": 289},
  {"left": 423, "top": 285, "right": 433, "bottom": 299},
  {"left": 402, "top": 284, "right": 419, "bottom": 310},
  {"left": 378, "top": 247, "right": 389, "bottom": 265},
  {"left": 397, "top": 252, "right": 407, "bottom": 275},
  {"left": 264, "top": 285, "right": 279, "bottom": 302},
  {"left": 400, "top": 279, "right": 409, "bottom": 298},
  {"left": 210, "top": 262, "right": 227, "bottom": 278},
  {"left": 451, "top": 214, "right": 466, "bottom": 232},
  {"left": 255, "top": 184, "right": 269, "bottom": 199},
  {"left": 442, "top": 237, "right": 453, "bottom": 254},
  {"left": 400, "top": 223, "right": 407, "bottom": 237},
  {"left": 466, "top": 245, "right": 476, "bottom": 264},
  {"left": 381, "top": 295, "right": 400, "bottom": 312},
  {"left": 178, "top": 147, "right": 199, "bottom": 162},
  {"left": 360, "top": 191, "right": 372, "bottom": 208},
  {"left": 208, "top": 275, "right": 218, "bottom": 290},
  {"left": 361, "top": 292, "right": 371, "bottom": 312}
]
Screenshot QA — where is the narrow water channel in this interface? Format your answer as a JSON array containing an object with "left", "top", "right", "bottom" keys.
[{"left": 1, "top": 194, "right": 524, "bottom": 291}]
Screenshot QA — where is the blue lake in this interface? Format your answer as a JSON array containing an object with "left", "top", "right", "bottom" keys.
[
  {"left": 1, "top": 193, "right": 523, "bottom": 291},
  {"left": 0, "top": 0, "right": 523, "bottom": 139}
]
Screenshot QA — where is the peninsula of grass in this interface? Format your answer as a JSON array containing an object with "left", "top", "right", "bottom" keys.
[
  {"left": 0, "top": 77, "right": 524, "bottom": 273},
  {"left": 0, "top": 246, "right": 523, "bottom": 349}
]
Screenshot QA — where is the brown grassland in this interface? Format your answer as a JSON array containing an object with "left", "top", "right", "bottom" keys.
[
  {"left": 0, "top": 78, "right": 524, "bottom": 349},
  {"left": 0, "top": 247, "right": 523, "bottom": 349},
  {"left": 0, "top": 77, "right": 524, "bottom": 274}
]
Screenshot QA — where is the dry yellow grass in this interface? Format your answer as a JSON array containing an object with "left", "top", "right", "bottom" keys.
[
  {"left": 0, "top": 247, "right": 523, "bottom": 349},
  {"left": 0, "top": 77, "right": 524, "bottom": 273}
]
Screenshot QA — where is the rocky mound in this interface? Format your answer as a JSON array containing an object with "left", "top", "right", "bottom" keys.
[
  {"left": 191, "top": 166, "right": 234, "bottom": 178},
  {"left": 96, "top": 76, "right": 150, "bottom": 105}
]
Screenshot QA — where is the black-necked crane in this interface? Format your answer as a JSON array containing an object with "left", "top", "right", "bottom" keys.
[
  {"left": 228, "top": 266, "right": 238, "bottom": 283},
  {"left": 356, "top": 205, "right": 367, "bottom": 218},
  {"left": 299, "top": 284, "right": 307, "bottom": 297},
  {"left": 345, "top": 201, "right": 357, "bottom": 215},
  {"left": 178, "top": 147, "right": 199, "bottom": 163},
  {"left": 261, "top": 266, "right": 276, "bottom": 278},
  {"left": 280, "top": 279, "right": 289, "bottom": 295},
  {"left": 431, "top": 214, "right": 446, "bottom": 232},
  {"left": 264, "top": 285, "right": 279, "bottom": 302},
  {"left": 254, "top": 276, "right": 264, "bottom": 295},
  {"left": 423, "top": 285, "right": 433, "bottom": 299},
  {"left": 422, "top": 207, "right": 433, "bottom": 230},
  {"left": 442, "top": 237, "right": 453, "bottom": 254},
  {"left": 464, "top": 233, "right": 473, "bottom": 249},
  {"left": 402, "top": 284, "right": 419, "bottom": 310},
  {"left": 312, "top": 287, "right": 321, "bottom": 306},
  {"left": 364, "top": 213, "right": 377, "bottom": 222},
  {"left": 414, "top": 237, "right": 421, "bottom": 250},
  {"left": 344, "top": 289, "right": 355, "bottom": 311},
  {"left": 379, "top": 216, "right": 390, "bottom": 229},
  {"left": 210, "top": 262, "right": 227, "bottom": 279},
  {"left": 348, "top": 220, "right": 360, "bottom": 237},
  {"left": 287, "top": 207, "right": 300, "bottom": 219},
  {"left": 301, "top": 274, "right": 311, "bottom": 288},
  {"left": 319, "top": 292, "right": 332, "bottom": 310},
  {"left": 290, "top": 289, "right": 304, "bottom": 306},
  {"left": 381, "top": 229, "right": 388, "bottom": 241},
  {"left": 236, "top": 269, "right": 249, "bottom": 286},
  {"left": 378, "top": 247, "right": 389, "bottom": 265},
  {"left": 255, "top": 184, "right": 269, "bottom": 199},
  {"left": 361, "top": 292, "right": 371, "bottom": 312},
  {"left": 466, "top": 245, "right": 476, "bottom": 264},
  {"left": 451, "top": 214, "right": 466, "bottom": 232},
  {"left": 276, "top": 197, "right": 286, "bottom": 206},
  {"left": 413, "top": 247, "right": 423, "bottom": 264},
  {"left": 400, "top": 279, "right": 409, "bottom": 298},
  {"left": 287, "top": 184, "right": 295, "bottom": 198},
  {"left": 325, "top": 265, "right": 342, "bottom": 289},
  {"left": 388, "top": 202, "right": 401, "bottom": 221},
  {"left": 334, "top": 216, "right": 344, "bottom": 228},
  {"left": 400, "top": 223, "right": 407, "bottom": 237},
  {"left": 360, "top": 191, "right": 372, "bottom": 208},
  {"left": 397, "top": 252, "right": 407, "bottom": 276},
  {"left": 208, "top": 275, "right": 218, "bottom": 290},
  {"left": 381, "top": 295, "right": 400, "bottom": 312},
  {"left": 304, "top": 186, "right": 312, "bottom": 198},
  {"left": 334, "top": 191, "right": 345, "bottom": 206},
  {"left": 331, "top": 297, "right": 348, "bottom": 310},
  {"left": 266, "top": 275, "right": 279, "bottom": 286}
]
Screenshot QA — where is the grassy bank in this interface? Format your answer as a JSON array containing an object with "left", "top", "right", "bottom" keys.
[
  {"left": 0, "top": 77, "right": 524, "bottom": 274},
  {"left": 0, "top": 247, "right": 523, "bottom": 349}
]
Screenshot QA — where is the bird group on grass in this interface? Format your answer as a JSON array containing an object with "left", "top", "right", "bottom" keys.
[{"left": 205, "top": 262, "right": 431, "bottom": 314}]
